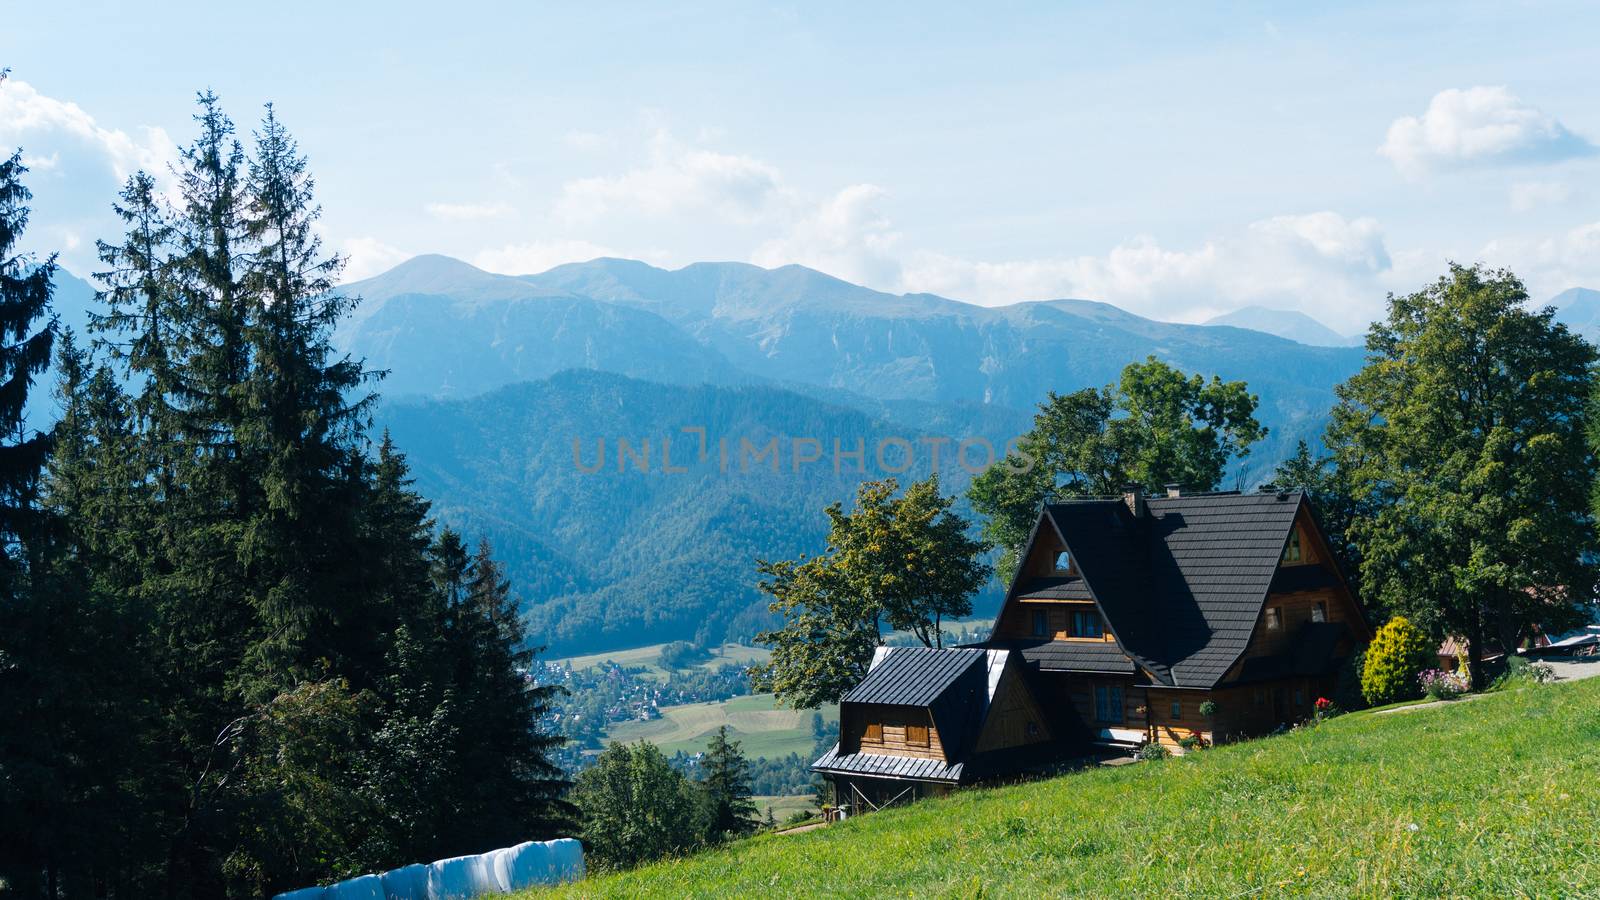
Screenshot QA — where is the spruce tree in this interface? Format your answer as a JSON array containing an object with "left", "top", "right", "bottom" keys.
[{"left": 699, "top": 725, "right": 758, "bottom": 842}]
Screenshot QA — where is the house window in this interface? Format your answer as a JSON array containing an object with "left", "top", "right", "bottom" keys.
[
  {"left": 906, "top": 723, "right": 930, "bottom": 747},
  {"left": 1053, "top": 550, "right": 1072, "bottom": 573},
  {"left": 864, "top": 722, "right": 882, "bottom": 743},
  {"left": 1031, "top": 609, "right": 1049, "bottom": 637},
  {"left": 1070, "top": 610, "right": 1104, "bottom": 639},
  {"left": 1265, "top": 607, "right": 1282, "bottom": 631},
  {"left": 1026, "top": 721, "right": 1041, "bottom": 738},
  {"left": 1253, "top": 690, "right": 1264, "bottom": 708},
  {"left": 1294, "top": 689, "right": 1304, "bottom": 707},
  {"left": 1170, "top": 700, "right": 1182, "bottom": 719},
  {"left": 1281, "top": 530, "right": 1303, "bottom": 564},
  {"left": 1312, "top": 601, "right": 1327, "bottom": 623},
  {"left": 1094, "top": 685, "right": 1124, "bottom": 723}
]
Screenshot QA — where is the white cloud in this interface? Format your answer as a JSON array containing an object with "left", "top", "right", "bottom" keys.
[
  {"left": 1482, "top": 221, "right": 1600, "bottom": 298},
  {"left": 556, "top": 131, "right": 787, "bottom": 225},
  {"left": 1509, "top": 180, "right": 1578, "bottom": 213},
  {"left": 0, "top": 78, "right": 176, "bottom": 186},
  {"left": 473, "top": 239, "right": 623, "bottom": 275},
  {"left": 424, "top": 201, "right": 514, "bottom": 221},
  {"left": 750, "top": 184, "right": 904, "bottom": 288},
  {"left": 894, "top": 212, "right": 1395, "bottom": 331},
  {"left": 1380, "top": 86, "right": 1596, "bottom": 176},
  {"left": 339, "top": 236, "right": 411, "bottom": 282}
]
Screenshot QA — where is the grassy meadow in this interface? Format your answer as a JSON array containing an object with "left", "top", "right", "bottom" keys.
[{"left": 527, "top": 676, "right": 1600, "bottom": 897}]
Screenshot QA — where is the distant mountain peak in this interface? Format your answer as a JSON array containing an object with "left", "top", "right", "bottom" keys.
[{"left": 1203, "top": 306, "right": 1360, "bottom": 347}]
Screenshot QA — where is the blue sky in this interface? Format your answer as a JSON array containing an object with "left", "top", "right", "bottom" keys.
[{"left": 4, "top": 1, "right": 1599, "bottom": 332}]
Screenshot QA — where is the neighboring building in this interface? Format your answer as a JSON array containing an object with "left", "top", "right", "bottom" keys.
[{"left": 813, "top": 485, "right": 1371, "bottom": 812}]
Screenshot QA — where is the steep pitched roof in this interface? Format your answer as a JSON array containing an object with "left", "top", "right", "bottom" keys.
[{"left": 1029, "top": 490, "right": 1306, "bottom": 688}]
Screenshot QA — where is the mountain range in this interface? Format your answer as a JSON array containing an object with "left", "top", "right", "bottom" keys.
[
  {"left": 40, "top": 257, "right": 1600, "bottom": 654},
  {"left": 1203, "top": 306, "right": 1362, "bottom": 347}
]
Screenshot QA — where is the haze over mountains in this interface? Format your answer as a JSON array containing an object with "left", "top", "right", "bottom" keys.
[
  {"left": 1203, "top": 306, "right": 1362, "bottom": 347},
  {"left": 40, "top": 256, "right": 1600, "bottom": 653}
]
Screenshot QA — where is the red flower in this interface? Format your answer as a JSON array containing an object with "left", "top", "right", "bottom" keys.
[{"left": 1314, "top": 697, "right": 1333, "bottom": 711}]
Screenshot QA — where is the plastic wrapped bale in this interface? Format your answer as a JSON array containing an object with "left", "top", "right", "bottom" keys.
[
  {"left": 483, "top": 843, "right": 524, "bottom": 892},
  {"left": 548, "top": 839, "right": 585, "bottom": 884},
  {"left": 272, "top": 888, "right": 327, "bottom": 900},
  {"left": 378, "top": 864, "right": 426, "bottom": 900},
  {"left": 325, "top": 874, "right": 384, "bottom": 900},
  {"left": 497, "top": 840, "right": 550, "bottom": 890},
  {"left": 425, "top": 853, "right": 496, "bottom": 900}
]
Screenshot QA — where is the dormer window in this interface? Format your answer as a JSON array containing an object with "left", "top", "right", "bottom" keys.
[
  {"left": 1031, "top": 609, "right": 1049, "bottom": 637},
  {"left": 1281, "top": 530, "right": 1303, "bottom": 564},
  {"left": 1053, "top": 550, "right": 1072, "bottom": 573},
  {"left": 1265, "top": 607, "right": 1282, "bottom": 631}
]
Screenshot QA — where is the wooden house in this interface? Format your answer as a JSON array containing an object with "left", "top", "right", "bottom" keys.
[{"left": 813, "top": 485, "right": 1370, "bottom": 811}]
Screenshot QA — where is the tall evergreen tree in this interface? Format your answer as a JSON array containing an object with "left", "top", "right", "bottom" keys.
[{"left": 699, "top": 726, "right": 758, "bottom": 842}]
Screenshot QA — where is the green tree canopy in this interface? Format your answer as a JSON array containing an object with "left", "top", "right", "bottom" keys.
[
  {"left": 1328, "top": 264, "right": 1598, "bottom": 689},
  {"left": 571, "top": 741, "right": 705, "bottom": 871},
  {"left": 969, "top": 356, "right": 1265, "bottom": 580},
  {"left": 751, "top": 475, "right": 990, "bottom": 709}
]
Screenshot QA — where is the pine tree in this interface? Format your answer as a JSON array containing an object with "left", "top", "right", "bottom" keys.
[{"left": 699, "top": 725, "right": 758, "bottom": 842}]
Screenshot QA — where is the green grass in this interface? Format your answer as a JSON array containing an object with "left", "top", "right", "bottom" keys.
[
  {"left": 552, "top": 642, "right": 771, "bottom": 682},
  {"left": 531, "top": 677, "right": 1600, "bottom": 897},
  {"left": 751, "top": 794, "right": 818, "bottom": 823},
  {"left": 605, "top": 693, "right": 837, "bottom": 759}
]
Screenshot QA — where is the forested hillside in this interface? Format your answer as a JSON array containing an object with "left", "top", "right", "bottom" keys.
[{"left": 375, "top": 370, "right": 1026, "bottom": 654}]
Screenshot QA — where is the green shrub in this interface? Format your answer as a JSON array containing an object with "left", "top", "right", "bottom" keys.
[
  {"left": 1137, "top": 742, "right": 1171, "bottom": 761},
  {"left": 1177, "top": 734, "right": 1204, "bottom": 752},
  {"left": 1361, "top": 616, "right": 1433, "bottom": 707},
  {"left": 1491, "top": 655, "right": 1557, "bottom": 690},
  {"left": 1197, "top": 699, "right": 1217, "bottom": 718}
]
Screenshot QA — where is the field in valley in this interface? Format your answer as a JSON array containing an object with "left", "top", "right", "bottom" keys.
[{"left": 604, "top": 693, "right": 838, "bottom": 759}]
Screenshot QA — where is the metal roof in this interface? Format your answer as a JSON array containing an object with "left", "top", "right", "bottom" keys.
[
  {"left": 811, "top": 744, "right": 965, "bottom": 783},
  {"left": 841, "top": 647, "right": 986, "bottom": 707}
]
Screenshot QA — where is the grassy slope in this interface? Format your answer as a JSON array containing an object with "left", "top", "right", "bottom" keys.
[
  {"left": 605, "top": 694, "right": 839, "bottom": 758},
  {"left": 533, "top": 678, "right": 1600, "bottom": 898}
]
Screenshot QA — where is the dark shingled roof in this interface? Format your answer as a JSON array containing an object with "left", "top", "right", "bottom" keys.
[
  {"left": 1032, "top": 491, "right": 1306, "bottom": 689},
  {"left": 1014, "top": 576, "right": 1093, "bottom": 601},
  {"left": 987, "top": 637, "right": 1137, "bottom": 674},
  {"left": 841, "top": 647, "right": 986, "bottom": 707}
]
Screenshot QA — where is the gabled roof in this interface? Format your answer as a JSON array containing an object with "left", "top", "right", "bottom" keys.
[
  {"left": 1008, "top": 490, "right": 1309, "bottom": 689},
  {"left": 842, "top": 647, "right": 986, "bottom": 707},
  {"left": 818, "top": 646, "right": 1035, "bottom": 782},
  {"left": 986, "top": 637, "right": 1138, "bottom": 674}
]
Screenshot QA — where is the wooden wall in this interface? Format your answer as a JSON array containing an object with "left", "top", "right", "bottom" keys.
[
  {"left": 995, "top": 600, "right": 1118, "bottom": 643},
  {"left": 845, "top": 703, "right": 945, "bottom": 760},
  {"left": 1144, "top": 689, "right": 1212, "bottom": 753},
  {"left": 974, "top": 663, "right": 1051, "bottom": 753}
]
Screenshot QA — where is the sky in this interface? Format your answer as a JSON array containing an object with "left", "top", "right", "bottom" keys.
[{"left": 3, "top": 1, "right": 1599, "bottom": 333}]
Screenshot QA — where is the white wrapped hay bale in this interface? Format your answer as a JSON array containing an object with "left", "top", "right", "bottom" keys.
[
  {"left": 483, "top": 843, "right": 524, "bottom": 892},
  {"left": 325, "top": 873, "right": 384, "bottom": 900},
  {"left": 548, "top": 839, "right": 585, "bottom": 884},
  {"left": 498, "top": 840, "right": 551, "bottom": 890},
  {"left": 273, "top": 888, "right": 327, "bottom": 900},
  {"left": 425, "top": 853, "right": 496, "bottom": 900},
  {"left": 378, "top": 863, "right": 427, "bottom": 900}
]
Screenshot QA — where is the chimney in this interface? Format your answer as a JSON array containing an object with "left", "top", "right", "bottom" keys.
[
  {"left": 1122, "top": 483, "right": 1146, "bottom": 518},
  {"left": 1165, "top": 482, "right": 1182, "bottom": 499}
]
